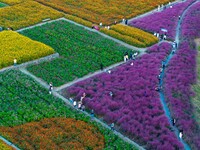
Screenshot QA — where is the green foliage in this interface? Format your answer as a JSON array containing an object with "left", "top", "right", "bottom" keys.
[{"left": 20, "top": 20, "right": 134, "bottom": 86}]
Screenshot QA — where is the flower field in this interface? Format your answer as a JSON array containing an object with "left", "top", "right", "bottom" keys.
[
  {"left": 61, "top": 42, "right": 184, "bottom": 149},
  {"left": 100, "top": 24, "right": 158, "bottom": 47},
  {"left": 35, "top": 0, "right": 172, "bottom": 25},
  {"left": 0, "top": 118, "right": 105, "bottom": 150},
  {"left": 0, "top": 1, "right": 63, "bottom": 30},
  {"left": 0, "top": 70, "right": 137, "bottom": 149},
  {"left": 0, "top": 139, "right": 14, "bottom": 150},
  {"left": 20, "top": 20, "right": 134, "bottom": 87},
  {"left": 129, "top": 0, "right": 196, "bottom": 40},
  {"left": 162, "top": 1, "right": 200, "bottom": 149},
  {"left": 0, "top": 31, "right": 54, "bottom": 69},
  {"left": 0, "top": 0, "right": 26, "bottom": 5}
]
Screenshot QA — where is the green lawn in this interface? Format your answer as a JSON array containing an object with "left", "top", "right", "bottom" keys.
[
  {"left": 192, "top": 46, "right": 200, "bottom": 125},
  {"left": 20, "top": 20, "right": 134, "bottom": 87},
  {"left": 0, "top": 70, "right": 137, "bottom": 150}
]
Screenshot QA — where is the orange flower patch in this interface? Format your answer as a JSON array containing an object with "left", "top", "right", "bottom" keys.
[
  {"left": 0, "top": 118, "right": 105, "bottom": 150},
  {"left": 36, "top": 0, "right": 172, "bottom": 25}
]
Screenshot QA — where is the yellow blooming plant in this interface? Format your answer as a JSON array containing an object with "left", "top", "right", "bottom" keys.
[
  {"left": 100, "top": 24, "right": 158, "bottom": 47},
  {"left": 0, "top": 0, "right": 28, "bottom": 5},
  {"left": 0, "top": 31, "right": 55, "bottom": 69},
  {"left": 0, "top": 1, "right": 63, "bottom": 30},
  {"left": 0, "top": 139, "right": 14, "bottom": 150}
]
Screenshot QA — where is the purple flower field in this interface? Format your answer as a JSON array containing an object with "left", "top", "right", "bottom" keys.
[
  {"left": 181, "top": 1, "right": 200, "bottom": 41},
  {"left": 129, "top": 0, "right": 195, "bottom": 40},
  {"left": 163, "top": 2, "right": 200, "bottom": 149},
  {"left": 62, "top": 42, "right": 184, "bottom": 149}
]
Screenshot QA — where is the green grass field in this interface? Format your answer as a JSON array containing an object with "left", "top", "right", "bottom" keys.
[
  {"left": 192, "top": 46, "right": 200, "bottom": 125},
  {"left": 20, "top": 20, "right": 134, "bottom": 87}
]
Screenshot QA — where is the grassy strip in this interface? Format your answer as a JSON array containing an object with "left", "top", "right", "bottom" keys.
[{"left": 192, "top": 46, "right": 200, "bottom": 125}]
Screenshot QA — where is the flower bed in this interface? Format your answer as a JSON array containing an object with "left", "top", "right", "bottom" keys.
[
  {"left": 0, "top": 0, "right": 25, "bottom": 5},
  {"left": 163, "top": 2, "right": 200, "bottom": 149},
  {"left": 62, "top": 42, "right": 184, "bottom": 149},
  {"left": 101, "top": 24, "right": 158, "bottom": 47},
  {"left": 0, "top": 31, "right": 54, "bottom": 69},
  {"left": 0, "top": 139, "right": 14, "bottom": 150},
  {"left": 0, "top": 1, "right": 63, "bottom": 30},
  {"left": 129, "top": 0, "right": 195, "bottom": 40},
  {"left": 0, "top": 70, "right": 137, "bottom": 150},
  {"left": 20, "top": 20, "right": 134, "bottom": 87},
  {"left": 0, "top": 118, "right": 105, "bottom": 150},
  {"left": 35, "top": 0, "right": 172, "bottom": 25}
]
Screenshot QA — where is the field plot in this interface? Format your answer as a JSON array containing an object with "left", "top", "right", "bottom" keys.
[
  {"left": 101, "top": 24, "right": 158, "bottom": 47},
  {"left": 0, "top": 70, "right": 137, "bottom": 150},
  {"left": 0, "top": 1, "right": 63, "bottom": 30},
  {"left": 0, "top": 31, "right": 54, "bottom": 69},
  {"left": 129, "top": 0, "right": 196, "bottom": 40},
  {"left": 61, "top": 42, "right": 184, "bottom": 149},
  {"left": 0, "top": 118, "right": 104, "bottom": 150},
  {"left": 21, "top": 20, "right": 134, "bottom": 87},
  {"left": 35, "top": 0, "right": 172, "bottom": 25}
]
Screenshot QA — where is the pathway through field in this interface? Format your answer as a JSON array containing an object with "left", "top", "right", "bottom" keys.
[{"left": 157, "top": 0, "right": 200, "bottom": 149}]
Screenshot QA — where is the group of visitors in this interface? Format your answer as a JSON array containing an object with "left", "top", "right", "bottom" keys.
[
  {"left": 73, "top": 92, "right": 86, "bottom": 111},
  {"left": 124, "top": 51, "right": 138, "bottom": 62}
]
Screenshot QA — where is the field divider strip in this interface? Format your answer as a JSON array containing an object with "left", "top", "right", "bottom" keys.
[
  {"left": 0, "top": 136, "right": 21, "bottom": 150},
  {"left": 0, "top": 53, "right": 59, "bottom": 73}
]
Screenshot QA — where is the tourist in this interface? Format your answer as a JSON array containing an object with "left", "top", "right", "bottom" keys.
[
  {"left": 108, "top": 70, "right": 111, "bottom": 74},
  {"left": 109, "top": 91, "right": 113, "bottom": 97},
  {"left": 179, "top": 16, "right": 181, "bottom": 20},
  {"left": 73, "top": 100, "right": 77, "bottom": 108},
  {"left": 179, "top": 130, "right": 183, "bottom": 139},
  {"left": 13, "top": 58, "right": 17, "bottom": 66},
  {"left": 172, "top": 118, "right": 176, "bottom": 126},
  {"left": 91, "top": 109, "right": 94, "bottom": 118},
  {"left": 129, "top": 52, "right": 133, "bottom": 60},
  {"left": 125, "top": 19, "right": 128, "bottom": 25},
  {"left": 78, "top": 101, "right": 82, "bottom": 109},
  {"left": 100, "top": 63, "right": 103, "bottom": 71},
  {"left": 80, "top": 92, "right": 86, "bottom": 101},
  {"left": 111, "top": 123, "right": 115, "bottom": 130},
  {"left": 49, "top": 82, "right": 53, "bottom": 94},
  {"left": 81, "top": 105, "right": 85, "bottom": 111}
]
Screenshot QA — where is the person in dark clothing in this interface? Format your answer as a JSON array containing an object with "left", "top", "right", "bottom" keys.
[
  {"left": 100, "top": 63, "right": 103, "bottom": 71},
  {"left": 125, "top": 19, "right": 128, "bottom": 25}
]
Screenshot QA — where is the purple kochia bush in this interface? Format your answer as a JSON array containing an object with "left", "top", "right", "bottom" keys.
[
  {"left": 181, "top": 1, "right": 200, "bottom": 41},
  {"left": 64, "top": 42, "right": 184, "bottom": 149},
  {"left": 164, "top": 42, "right": 200, "bottom": 149},
  {"left": 129, "top": 0, "right": 195, "bottom": 40},
  {"left": 163, "top": 2, "right": 200, "bottom": 149}
]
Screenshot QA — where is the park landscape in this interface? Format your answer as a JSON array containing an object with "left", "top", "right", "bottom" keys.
[{"left": 0, "top": 0, "right": 200, "bottom": 150}]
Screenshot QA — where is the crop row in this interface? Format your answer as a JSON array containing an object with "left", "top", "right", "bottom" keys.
[
  {"left": 100, "top": 24, "right": 158, "bottom": 47},
  {"left": 0, "top": 118, "right": 105, "bottom": 150},
  {"left": 129, "top": 0, "right": 196, "bottom": 40},
  {"left": 0, "top": 70, "right": 137, "bottom": 150},
  {"left": 0, "top": 31, "right": 54, "bottom": 69},
  {"left": 0, "top": 1, "right": 63, "bottom": 30},
  {"left": 0, "top": 0, "right": 25, "bottom": 5},
  {"left": 163, "top": 2, "right": 200, "bottom": 149},
  {"left": 62, "top": 42, "right": 184, "bottom": 149},
  {"left": 35, "top": 0, "right": 172, "bottom": 25},
  {"left": 20, "top": 20, "right": 134, "bottom": 87}
]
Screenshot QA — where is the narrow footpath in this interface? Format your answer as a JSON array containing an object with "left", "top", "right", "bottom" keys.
[{"left": 157, "top": 1, "right": 199, "bottom": 149}]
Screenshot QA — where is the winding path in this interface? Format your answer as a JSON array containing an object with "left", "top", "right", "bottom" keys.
[{"left": 158, "top": 0, "right": 199, "bottom": 149}]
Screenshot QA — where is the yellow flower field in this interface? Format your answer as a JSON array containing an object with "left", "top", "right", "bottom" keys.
[
  {"left": 0, "top": 1, "right": 63, "bottom": 30},
  {"left": 0, "top": 139, "right": 14, "bottom": 150},
  {"left": 0, "top": 0, "right": 28, "bottom": 5},
  {"left": 0, "top": 31, "right": 55, "bottom": 69},
  {"left": 100, "top": 24, "right": 158, "bottom": 47},
  {"left": 36, "top": 0, "right": 172, "bottom": 25}
]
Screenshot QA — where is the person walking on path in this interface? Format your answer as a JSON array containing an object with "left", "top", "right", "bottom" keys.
[{"left": 49, "top": 82, "right": 53, "bottom": 94}]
